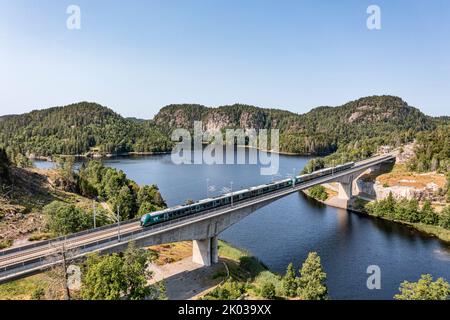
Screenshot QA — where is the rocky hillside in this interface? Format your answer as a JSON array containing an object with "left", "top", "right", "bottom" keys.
[
  {"left": 0, "top": 95, "right": 443, "bottom": 157},
  {"left": 154, "top": 96, "right": 436, "bottom": 155}
]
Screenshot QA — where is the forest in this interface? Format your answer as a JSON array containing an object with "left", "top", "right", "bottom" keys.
[
  {"left": 0, "top": 102, "right": 172, "bottom": 157},
  {"left": 1, "top": 96, "right": 449, "bottom": 178}
]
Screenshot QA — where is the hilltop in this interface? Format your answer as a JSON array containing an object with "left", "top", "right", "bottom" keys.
[
  {"left": 0, "top": 102, "right": 171, "bottom": 157},
  {"left": 154, "top": 95, "right": 437, "bottom": 155},
  {"left": 0, "top": 96, "right": 445, "bottom": 157}
]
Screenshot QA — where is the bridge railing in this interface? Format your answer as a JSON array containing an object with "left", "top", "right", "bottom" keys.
[{"left": 0, "top": 217, "right": 140, "bottom": 257}]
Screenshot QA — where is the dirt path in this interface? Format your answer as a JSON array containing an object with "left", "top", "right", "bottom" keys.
[{"left": 148, "top": 258, "right": 226, "bottom": 300}]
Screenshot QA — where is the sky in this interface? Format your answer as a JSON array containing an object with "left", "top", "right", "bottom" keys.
[{"left": 0, "top": 0, "right": 449, "bottom": 118}]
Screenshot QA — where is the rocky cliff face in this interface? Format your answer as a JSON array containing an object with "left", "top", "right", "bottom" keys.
[{"left": 356, "top": 176, "right": 447, "bottom": 203}]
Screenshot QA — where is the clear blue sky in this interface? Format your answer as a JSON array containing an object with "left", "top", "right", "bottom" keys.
[{"left": 1, "top": 0, "right": 449, "bottom": 118}]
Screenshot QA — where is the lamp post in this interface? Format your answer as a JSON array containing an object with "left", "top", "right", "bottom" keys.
[
  {"left": 117, "top": 206, "right": 121, "bottom": 242},
  {"left": 230, "top": 181, "right": 234, "bottom": 207},
  {"left": 293, "top": 168, "right": 296, "bottom": 188},
  {"left": 93, "top": 200, "right": 96, "bottom": 229}
]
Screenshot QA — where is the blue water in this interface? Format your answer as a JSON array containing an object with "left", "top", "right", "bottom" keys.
[{"left": 34, "top": 150, "right": 450, "bottom": 299}]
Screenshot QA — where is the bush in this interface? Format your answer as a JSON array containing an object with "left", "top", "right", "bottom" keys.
[
  {"left": 202, "top": 281, "right": 245, "bottom": 300},
  {"left": 31, "top": 287, "right": 45, "bottom": 300},
  {"left": 43, "top": 201, "right": 92, "bottom": 235},
  {"left": 0, "top": 239, "right": 13, "bottom": 250},
  {"left": 439, "top": 206, "right": 450, "bottom": 229},
  {"left": 260, "top": 282, "right": 276, "bottom": 299},
  {"left": 395, "top": 274, "right": 450, "bottom": 300},
  {"left": 308, "top": 185, "right": 328, "bottom": 201}
]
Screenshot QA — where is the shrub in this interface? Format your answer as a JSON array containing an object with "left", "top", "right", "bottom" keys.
[
  {"left": 308, "top": 185, "right": 328, "bottom": 201},
  {"left": 260, "top": 282, "right": 276, "bottom": 299},
  {"left": 439, "top": 206, "right": 450, "bottom": 229}
]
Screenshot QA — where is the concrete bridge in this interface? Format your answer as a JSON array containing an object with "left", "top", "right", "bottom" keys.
[{"left": 0, "top": 153, "right": 395, "bottom": 284}]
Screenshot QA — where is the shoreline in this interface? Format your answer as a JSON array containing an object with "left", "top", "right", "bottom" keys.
[
  {"left": 302, "top": 190, "right": 450, "bottom": 243},
  {"left": 30, "top": 146, "right": 313, "bottom": 162}
]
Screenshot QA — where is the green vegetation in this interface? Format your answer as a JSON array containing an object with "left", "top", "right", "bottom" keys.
[
  {"left": 36, "top": 160, "right": 168, "bottom": 237},
  {"left": 297, "top": 252, "right": 328, "bottom": 300},
  {"left": 202, "top": 280, "right": 246, "bottom": 300},
  {"left": 1, "top": 96, "right": 444, "bottom": 161},
  {"left": 0, "top": 148, "right": 10, "bottom": 181},
  {"left": 0, "top": 239, "right": 13, "bottom": 249},
  {"left": 365, "top": 193, "right": 450, "bottom": 229},
  {"left": 42, "top": 201, "right": 110, "bottom": 236},
  {"left": 0, "top": 102, "right": 171, "bottom": 157},
  {"left": 307, "top": 185, "right": 328, "bottom": 201},
  {"left": 394, "top": 274, "right": 449, "bottom": 300},
  {"left": 0, "top": 274, "right": 51, "bottom": 300},
  {"left": 78, "top": 160, "right": 166, "bottom": 220},
  {"left": 81, "top": 242, "right": 162, "bottom": 300},
  {"left": 281, "top": 263, "right": 297, "bottom": 297},
  {"left": 156, "top": 96, "right": 434, "bottom": 156},
  {"left": 408, "top": 124, "right": 450, "bottom": 173},
  {"left": 204, "top": 241, "right": 328, "bottom": 300},
  {"left": 363, "top": 193, "right": 450, "bottom": 241}
]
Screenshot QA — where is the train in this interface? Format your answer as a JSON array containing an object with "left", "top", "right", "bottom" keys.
[{"left": 140, "top": 161, "right": 355, "bottom": 227}]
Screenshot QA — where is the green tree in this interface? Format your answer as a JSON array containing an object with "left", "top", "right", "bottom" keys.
[
  {"left": 82, "top": 242, "right": 158, "bottom": 300},
  {"left": 297, "top": 252, "right": 328, "bottom": 300},
  {"left": 137, "top": 185, "right": 167, "bottom": 208},
  {"left": 438, "top": 206, "right": 450, "bottom": 229},
  {"left": 43, "top": 201, "right": 91, "bottom": 235},
  {"left": 82, "top": 253, "right": 125, "bottom": 300},
  {"left": 55, "top": 156, "right": 77, "bottom": 190},
  {"left": 394, "top": 274, "right": 450, "bottom": 300},
  {"left": 282, "top": 263, "right": 298, "bottom": 297},
  {"left": 122, "top": 242, "right": 155, "bottom": 300},
  {"left": 137, "top": 202, "right": 161, "bottom": 218},
  {"left": 260, "top": 282, "right": 276, "bottom": 299},
  {"left": 112, "top": 185, "right": 137, "bottom": 220},
  {"left": 0, "top": 148, "right": 10, "bottom": 181},
  {"left": 421, "top": 200, "right": 439, "bottom": 225},
  {"left": 308, "top": 185, "right": 328, "bottom": 201}
]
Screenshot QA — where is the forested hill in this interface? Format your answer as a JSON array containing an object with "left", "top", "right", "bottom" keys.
[
  {"left": 0, "top": 96, "right": 444, "bottom": 158},
  {"left": 154, "top": 95, "right": 437, "bottom": 155},
  {"left": 0, "top": 102, "right": 172, "bottom": 157}
]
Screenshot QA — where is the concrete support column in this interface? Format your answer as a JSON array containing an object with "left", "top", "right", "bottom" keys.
[
  {"left": 192, "top": 236, "right": 219, "bottom": 266},
  {"left": 337, "top": 181, "right": 353, "bottom": 200},
  {"left": 211, "top": 236, "right": 219, "bottom": 264},
  {"left": 192, "top": 238, "right": 211, "bottom": 266}
]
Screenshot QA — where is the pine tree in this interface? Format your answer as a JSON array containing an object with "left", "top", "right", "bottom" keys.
[
  {"left": 282, "top": 263, "right": 298, "bottom": 297},
  {"left": 395, "top": 274, "right": 449, "bottom": 300},
  {"left": 297, "top": 252, "right": 328, "bottom": 300}
]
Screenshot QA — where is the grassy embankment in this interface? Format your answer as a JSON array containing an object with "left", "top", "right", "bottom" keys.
[{"left": 0, "top": 240, "right": 280, "bottom": 300}]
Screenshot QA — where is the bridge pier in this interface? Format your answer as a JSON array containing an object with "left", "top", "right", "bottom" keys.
[
  {"left": 192, "top": 236, "right": 218, "bottom": 266},
  {"left": 337, "top": 181, "right": 352, "bottom": 200}
]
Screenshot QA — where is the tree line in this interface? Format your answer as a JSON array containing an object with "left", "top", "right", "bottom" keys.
[
  {"left": 42, "top": 159, "right": 167, "bottom": 236},
  {"left": 365, "top": 193, "right": 450, "bottom": 229},
  {"left": 0, "top": 102, "right": 172, "bottom": 157}
]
